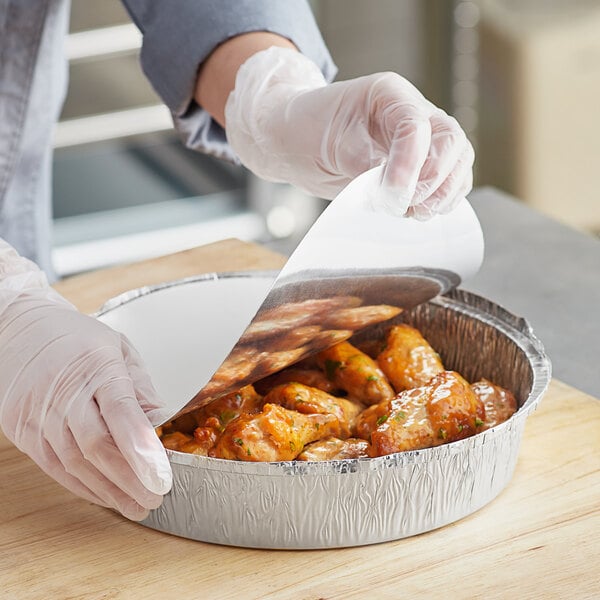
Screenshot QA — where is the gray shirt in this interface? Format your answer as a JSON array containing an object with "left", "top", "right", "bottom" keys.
[{"left": 0, "top": 0, "right": 337, "bottom": 274}]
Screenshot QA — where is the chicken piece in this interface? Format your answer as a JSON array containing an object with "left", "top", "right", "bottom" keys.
[
  {"left": 471, "top": 379, "right": 518, "bottom": 429},
  {"left": 160, "top": 431, "right": 212, "bottom": 455},
  {"left": 355, "top": 396, "right": 401, "bottom": 441},
  {"left": 211, "top": 403, "right": 339, "bottom": 462},
  {"left": 264, "top": 382, "right": 363, "bottom": 438},
  {"left": 316, "top": 341, "right": 395, "bottom": 405},
  {"left": 164, "top": 384, "right": 263, "bottom": 435},
  {"left": 190, "top": 425, "right": 220, "bottom": 455},
  {"left": 361, "top": 387, "right": 436, "bottom": 455},
  {"left": 377, "top": 324, "right": 444, "bottom": 391},
  {"left": 160, "top": 386, "right": 264, "bottom": 455},
  {"left": 254, "top": 368, "right": 340, "bottom": 396},
  {"left": 426, "top": 371, "right": 485, "bottom": 442},
  {"left": 363, "top": 371, "right": 485, "bottom": 456},
  {"left": 193, "top": 385, "right": 264, "bottom": 429},
  {"left": 297, "top": 437, "right": 370, "bottom": 461}
]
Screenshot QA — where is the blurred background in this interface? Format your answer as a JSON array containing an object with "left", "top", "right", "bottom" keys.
[{"left": 53, "top": 0, "right": 600, "bottom": 277}]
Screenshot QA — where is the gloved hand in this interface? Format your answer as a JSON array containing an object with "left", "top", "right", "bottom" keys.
[
  {"left": 225, "top": 47, "right": 474, "bottom": 219},
  {"left": 0, "top": 240, "right": 172, "bottom": 520}
]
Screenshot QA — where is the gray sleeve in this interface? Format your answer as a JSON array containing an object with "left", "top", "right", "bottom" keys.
[{"left": 121, "top": 0, "right": 337, "bottom": 162}]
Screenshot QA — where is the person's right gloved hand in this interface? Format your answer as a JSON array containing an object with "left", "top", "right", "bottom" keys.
[
  {"left": 0, "top": 240, "right": 172, "bottom": 520},
  {"left": 225, "top": 47, "right": 474, "bottom": 220}
]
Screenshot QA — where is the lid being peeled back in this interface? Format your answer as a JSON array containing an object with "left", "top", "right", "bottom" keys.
[{"left": 96, "top": 166, "right": 484, "bottom": 424}]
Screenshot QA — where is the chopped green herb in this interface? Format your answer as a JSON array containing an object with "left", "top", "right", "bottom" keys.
[
  {"left": 246, "top": 448, "right": 252, "bottom": 456},
  {"left": 219, "top": 410, "right": 237, "bottom": 425},
  {"left": 366, "top": 375, "right": 379, "bottom": 382},
  {"left": 324, "top": 359, "right": 343, "bottom": 380},
  {"left": 294, "top": 394, "right": 305, "bottom": 403},
  {"left": 475, "top": 418, "right": 484, "bottom": 427},
  {"left": 438, "top": 428, "right": 447, "bottom": 440},
  {"left": 234, "top": 437, "right": 244, "bottom": 446},
  {"left": 376, "top": 414, "right": 389, "bottom": 426},
  {"left": 314, "top": 423, "right": 320, "bottom": 431},
  {"left": 393, "top": 411, "right": 407, "bottom": 422},
  {"left": 458, "top": 424, "right": 464, "bottom": 432}
]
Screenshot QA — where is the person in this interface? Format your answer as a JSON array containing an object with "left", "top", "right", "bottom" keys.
[{"left": 0, "top": 1, "right": 474, "bottom": 520}]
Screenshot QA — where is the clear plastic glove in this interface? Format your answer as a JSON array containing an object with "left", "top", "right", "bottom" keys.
[
  {"left": 0, "top": 240, "right": 172, "bottom": 520},
  {"left": 225, "top": 47, "right": 474, "bottom": 219}
]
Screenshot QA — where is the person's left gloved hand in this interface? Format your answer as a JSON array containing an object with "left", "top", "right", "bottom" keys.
[
  {"left": 0, "top": 240, "right": 172, "bottom": 520},
  {"left": 225, "top": 47, "right": 474, "bottom": 219}
]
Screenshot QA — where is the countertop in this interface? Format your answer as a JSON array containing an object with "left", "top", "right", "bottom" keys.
[{"left": 1, "top": 238, "right": 599, "bottom": 600}]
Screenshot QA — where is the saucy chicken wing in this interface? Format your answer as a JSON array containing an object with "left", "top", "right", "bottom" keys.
[
  {"left": 316, "top": 341, "right": 395, "bottom": 405},
  {"left": 426, "top": 371, "right": 485, "bottom": 442},
  {"left": 263, "top": 382, "right": 363, "bottom": 438},
  {"left": 162, "top": 384, "right": 263, "bottom": 435},
  {"left": 211, "top": 403, "right": 339, "bottom": 462},
  {"left": 377, "top": 324, "right": 444, "bottom": 391},
  {"left": 356, "top": 386, "right": 434, "bottom": 454},
  {"left": 297, "top": 437, "right": 370, "bottom": 461},
  {"left": 196, "top": 385, "right": 263, "bottom": 427},
  {"left": 358, "top": 371, "right": 485, "bottom": 456},
  {"left": 471, "top": 379, "right": 517, "bottom": 429}
]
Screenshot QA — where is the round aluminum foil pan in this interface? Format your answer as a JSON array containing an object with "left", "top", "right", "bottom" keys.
[{"left": 95, "top": 272, "right": 551, "bottom": 549}]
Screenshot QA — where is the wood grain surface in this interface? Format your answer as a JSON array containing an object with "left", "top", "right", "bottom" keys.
[{"left": 1, "top": 240, "right": 598, "bottom": 600}]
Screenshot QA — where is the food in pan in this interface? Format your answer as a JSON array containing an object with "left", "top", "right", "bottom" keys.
[
  {"left": 212, "top": 403, "right": 340, "bottom": 461},
  {"left": 157, "top": 324, "right": 517, "bottom": 461},
  {"left": 376, "top": 324, "right": 445, "bottom": 390}
]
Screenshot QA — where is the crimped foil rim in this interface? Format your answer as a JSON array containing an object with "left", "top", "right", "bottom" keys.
[{"left": 95, "top": 270, "right": 551, "bottom": 477}]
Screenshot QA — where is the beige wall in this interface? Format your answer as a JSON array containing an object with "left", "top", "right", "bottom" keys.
[{"left": 478, "top": 0, "right": 600, "bottom": 233}]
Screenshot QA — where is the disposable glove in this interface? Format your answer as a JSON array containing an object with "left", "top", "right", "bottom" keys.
[
  {"left": 0, "top": 240, "right": 172, "bottom": 520},
  {"left": 225, "top": 47, "right": 474, "bottom": 219}
]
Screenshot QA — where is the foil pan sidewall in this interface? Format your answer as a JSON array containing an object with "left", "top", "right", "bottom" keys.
[{"left": 143, "top": 417, "right": 526, "bottom": 549}]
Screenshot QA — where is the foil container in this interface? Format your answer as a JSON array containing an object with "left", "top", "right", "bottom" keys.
[{"left": 96, "top": 273, "right": 551, "bottom": 549}]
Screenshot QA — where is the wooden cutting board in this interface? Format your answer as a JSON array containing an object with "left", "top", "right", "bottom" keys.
[{"left": 1, "top": 239, "right": 598, "bottom": 600}]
